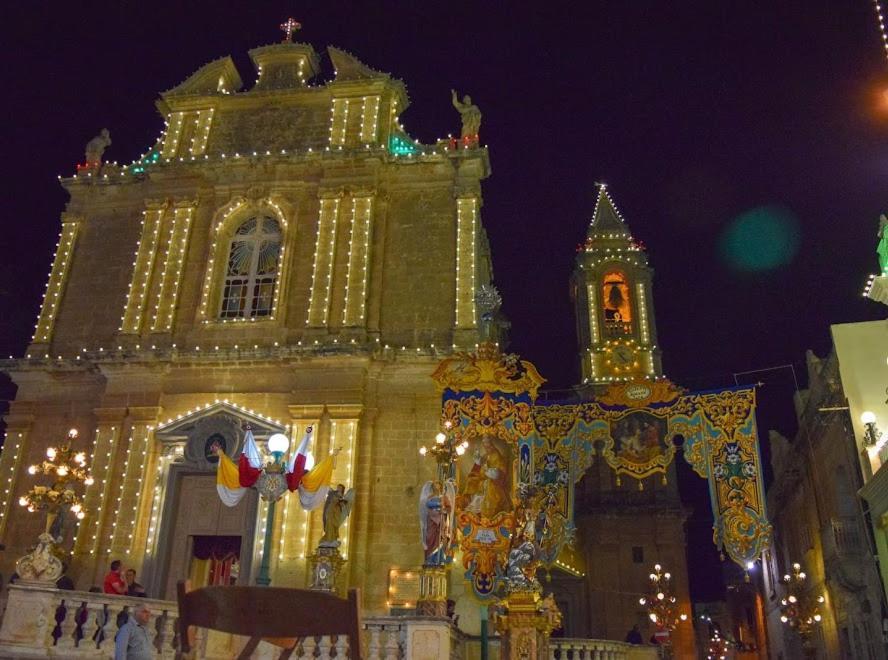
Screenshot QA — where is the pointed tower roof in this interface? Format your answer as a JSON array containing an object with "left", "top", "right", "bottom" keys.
[{"left": 587, "top": 184, "right": 631, "bottom": 238}]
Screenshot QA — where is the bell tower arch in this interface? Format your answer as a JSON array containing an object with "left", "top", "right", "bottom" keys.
[{"left": 572, "top": 184, "right": 662, "bottom": 384}]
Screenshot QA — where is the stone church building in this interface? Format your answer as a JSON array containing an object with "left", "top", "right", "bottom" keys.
[{"left": 0, "top": 36, "right": 692, "bottom": 648}]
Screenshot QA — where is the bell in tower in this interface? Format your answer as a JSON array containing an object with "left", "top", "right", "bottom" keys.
[{"left": 572, "top": 184, "right": 662, "bottom": 384}]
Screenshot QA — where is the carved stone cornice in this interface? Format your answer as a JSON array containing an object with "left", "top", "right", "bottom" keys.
[
  {"left": 325, "top": 404, "right": 364, "bottom": 420},
  {"left": 128, "top": 406, "right": 163, "bottom": 424},
  {"left": 288, "top": 404, "right": 326, "bottom": 420},
  {"left": 93, "top": 407, "right": 128, "bottom": 424}
]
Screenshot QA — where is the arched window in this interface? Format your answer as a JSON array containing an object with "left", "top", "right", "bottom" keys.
[
  {"left": 220, "top": 216, "right": 282, "bottom": 319},
  {"left": 602, "top": 270, "right": 632, "bottom": 337}
]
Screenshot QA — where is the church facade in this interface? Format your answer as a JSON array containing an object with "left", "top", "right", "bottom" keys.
[{"left": 0, "top": 36, "right": 691, "bottom": 647}]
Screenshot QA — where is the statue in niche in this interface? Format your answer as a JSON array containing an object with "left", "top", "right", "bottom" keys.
[
  {"left": 451, "top": 90, "right": 482, "bottom": 140},
  {"left": 85, "top": 129, "right": 111, "bottom": 165}
]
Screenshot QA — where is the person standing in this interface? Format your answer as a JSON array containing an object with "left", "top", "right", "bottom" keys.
[
  {"left": 103, "top": 560, "right": 126, "bottom": 595},
  {"left": 124, "top": 569, "right": 146, "bottom": 597},
  {"left": 114, "top": 604, "right": 152, "bottom": 660},
  {"left": 625, "top": 624, "right": 643, "bottom": 644}
]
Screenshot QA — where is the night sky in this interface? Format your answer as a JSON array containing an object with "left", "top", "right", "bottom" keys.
[{"left": 1, "top": 3, "right": 886, "bottom": 602}]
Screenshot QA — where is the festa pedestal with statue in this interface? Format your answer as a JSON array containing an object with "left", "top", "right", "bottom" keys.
[
  {"left": 494, "top": 588, "right": 562, "bottom": 660},
  {"left": 416, "top": 564, "right": 449, "bottom": 617},
  {"left": 308, "top": 543, "right": 345, "bottom": 592}
]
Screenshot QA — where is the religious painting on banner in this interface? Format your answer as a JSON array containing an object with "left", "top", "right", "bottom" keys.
[{"left": 432, "top": 343, "right": 544, "bottom": 600}]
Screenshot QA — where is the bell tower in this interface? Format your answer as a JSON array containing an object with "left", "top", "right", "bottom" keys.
[{"left": 572, "top": 184, "right": 662, "bottom": 384}]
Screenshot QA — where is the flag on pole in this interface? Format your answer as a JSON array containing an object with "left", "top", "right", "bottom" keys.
[
  {"left": 238, "top": 428, "right": 262, "bottom": 487},
  {"left": 298, "top": 452, "right": 335, "bottom": 510},
  {"left": 216, "top": 451, "right": 247, "bottom": 507},
  {"left": 285, "top": 427, "right": 313, "bottom": 491}
]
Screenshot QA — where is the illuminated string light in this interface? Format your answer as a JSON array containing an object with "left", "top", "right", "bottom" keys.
[
  {"left": 33, "top": 222, "right": 78, "bottom": 343},
  {"left": 85, "top": 425, "right": 119, "bottom": 555},
  {"left": 121, "top": 207, "right": 163, "bottom": 333},
  {"left": 360, "top": 96, "right": 381, "bottom": 143},
  {"left": 152, "top": 205, "right": 194, "bottom": 331},
  {"left": 329, "top": 98, "right": 349, "bottom": 147},
  {"left": 874, "top": 1, "right": 888, "bottom": 65},
  {"left": 342, "top": 195, "right": 374, "bottom": 325},
  {"left": 0, "top": 432, "right": 26, "bottom": 538},
  {"left": 330, "top": 419, "right": 358, "bottom": 560},
  {"left": 307, "top": 196, "right": 341, "bottom": 326},
  {"left": 161, "top": 112, "right": 185, "bottom": 158},
  {"left": 455, "top": 197, "right": 478, "bottom": 330}
]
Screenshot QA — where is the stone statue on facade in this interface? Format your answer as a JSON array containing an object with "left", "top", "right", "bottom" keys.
[
  {"left": 320, "top": 484, "right": 355, "bottom": 547},
  {"left": 15, "top": 533, "right": 63, "bottom": 584},
  {"left": 451, "top": 90, "right": 481, "bottom": 141},
  {"left": 84, "top": 128, "right": 111, "bottom": 165}
]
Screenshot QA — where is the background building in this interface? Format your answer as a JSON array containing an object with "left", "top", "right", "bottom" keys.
[
  {"left": 0, "top": 39, "right": 493, "bottom": 615},
  {"left": 762, "top": 348, "right": 886, "bottom": 659}
]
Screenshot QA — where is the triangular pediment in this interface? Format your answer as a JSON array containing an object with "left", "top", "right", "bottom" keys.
[{"left": 154, "top": 401, "right": 285, "bottom": 440}]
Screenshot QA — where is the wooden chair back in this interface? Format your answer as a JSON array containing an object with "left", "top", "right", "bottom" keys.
[{"left": 176, "top": 581, "right": 363, "bottom": 659}]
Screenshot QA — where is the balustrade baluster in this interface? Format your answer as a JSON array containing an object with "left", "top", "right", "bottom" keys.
[
  {"left": 366, "top": 625, "right": 382, "bottom": 659},
  {"left": 383, "top": 624, "right": 400, "bottom": 660},
  {"left": 99, "top": 602, "right": 122, "bottom": 652},
  {"left": 318, "top": 634, "right": 333, "bottom": 660},
  {"left": 335, "top": 634, "right": 348, "bottom": 658},
  {"left": 160, "top": 609, "right": 178, "bottom": 658},
  {"left": 53, "top": 598, "right": 78, "bottom": 649}
]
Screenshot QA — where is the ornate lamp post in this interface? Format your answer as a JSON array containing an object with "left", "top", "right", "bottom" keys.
[
  {"left": 254, "top": 432, "right": 290, "bottom": 586},
  {"left": 416, "top": 421, "right": 466, "bottom": 616},
  {"left": 779, "top": 562, "right": 824, "bottom": 655},
  {"left": 16, "top": 428, "right": 94, "bottom": 583},
  {"left": 638, "top": 564, "right": 687, "bottom": 654}
]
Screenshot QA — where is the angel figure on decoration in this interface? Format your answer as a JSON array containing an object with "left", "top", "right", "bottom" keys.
[
  {"left": 320, "top": 484, "right": 355, "bottom": 547},
  {"left": 85, "top": 129, "right": 111, "bottom": 165},
  {"left": 419, "top": 479, "right": 456, "bottom": 566},
  {"left": 451, "top": 89, "right": 481, "bottom": 142}
]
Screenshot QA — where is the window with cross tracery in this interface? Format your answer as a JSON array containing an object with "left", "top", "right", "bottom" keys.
[{"left": 220, "top": 216, "right": 282, "bottom": 319}]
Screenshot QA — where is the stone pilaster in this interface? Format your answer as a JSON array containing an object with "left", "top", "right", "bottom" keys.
[
  {"left": 108, "top": 407, "right": 160, "bottom": 562},
  {"left": 71, "top": 407, "right": 126, "bottom": 585}
]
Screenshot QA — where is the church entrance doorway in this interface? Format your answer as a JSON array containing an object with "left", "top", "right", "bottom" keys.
[{"left": 160, "top": 472, "right": 256, "bottom": 599}]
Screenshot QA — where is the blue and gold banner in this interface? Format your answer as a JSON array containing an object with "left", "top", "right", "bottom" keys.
[{"left": 432, "top": 344, "right": 544, "bottom": 600}]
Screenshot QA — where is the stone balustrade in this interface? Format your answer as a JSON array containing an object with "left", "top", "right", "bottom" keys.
[
  {"left": 0, "top": 583, "right": 658, "bottom": 659},
  {"left": 550, "top": 638, "right": 661, "bottom": 660}
]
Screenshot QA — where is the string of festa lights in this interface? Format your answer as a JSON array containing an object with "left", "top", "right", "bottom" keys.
[{"left": 873, "top": 0, "right": 888, "bottom": 65}]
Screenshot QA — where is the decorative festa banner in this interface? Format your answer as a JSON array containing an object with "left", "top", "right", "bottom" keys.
[
  {"left": 432, "top": 344, "right": 544, "bottom": 600},
  {"left": 673, "top": 386, "right": 772, "bottom": 568},
  {"left": 531, "top": 380, "right": 771, "bottom": 571}
]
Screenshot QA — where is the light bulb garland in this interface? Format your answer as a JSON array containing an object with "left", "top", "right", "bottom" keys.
[
  {"left": 19, "top": 429, "right": 94, "bottom": 525},
  {"left": 32, "top": 222, "right": 78, "bottom": 344},
  {"left": 638, "top": 563, "right": 686, "bottom": 646},
  {"left": 779, "top": 561, "right": 825, "bottom": 644}
]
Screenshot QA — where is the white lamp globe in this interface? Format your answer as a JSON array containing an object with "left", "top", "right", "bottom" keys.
[
  {"left": 861, "top": 411, "right": 877, "bottom": 425},
  {"left": 268, "top": 433, "right": 289, "bottom": 454}
]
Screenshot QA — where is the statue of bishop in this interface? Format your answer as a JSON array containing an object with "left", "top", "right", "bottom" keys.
[{"left": 451, "top": 89, "right": 482, "bottom": 141}]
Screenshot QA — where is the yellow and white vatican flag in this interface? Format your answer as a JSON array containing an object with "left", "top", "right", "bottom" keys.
[
  {"left": 298, "top": 452, "right": 335, "bottom": 511},
  {"left": 216, "top": 451, "right": 247, "bottom": 507}
]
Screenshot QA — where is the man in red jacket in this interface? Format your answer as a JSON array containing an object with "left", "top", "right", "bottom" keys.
[{"left": 103, "top": 559, "right": 126, "bottom": 595}]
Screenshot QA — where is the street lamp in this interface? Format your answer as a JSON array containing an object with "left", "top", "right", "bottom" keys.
[
  {"left": 16, "top": 428, "right": 95, "bottom": 583},
  {"left": 639, "top": 563, "right": 687, "bottom": 654},
  {"left": 780, "top": 562, "right": 824, "bottom": 653},
  {"left": 255, "top": 432, "right": 290, "bottom": 586}
]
